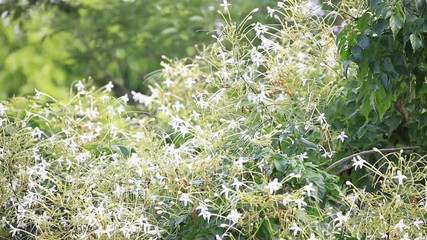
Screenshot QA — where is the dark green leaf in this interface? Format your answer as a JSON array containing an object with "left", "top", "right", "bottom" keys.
[
  {"left": 379, "top": 35, "right": 394, "bottom": 50},
  {"left": 395, "top": 65, "right": 409, "bottom": 75},
  {"left": 384, "top": 114, "right": 402, "bottom": 134},
  {"left": 351, "top": 45, "right": 363, "bottom": 62},
  {"left": 360, "top": 95, "right": 371, "bottom": 120},
  {"left": 274, "top": 159, "right": 287, "bottom": 172},
  {"left": 300, "top": 137, "right": 319, "bottom": 151},
  {"left": 356, "top": 120, "right": 369, "bottom": 139},
  {"left": 372, "top": 19, "right": 386, "bottom": 35},
  {"left": 380, "top": 73, "right": 390, "bottom": 90},
  {"left": 415, "top": 0, "right": 426, "bottom": 13},
  {"left": 357, "top": 34, "right": 370, "bottom": 49},
  {"left": 409, "top": 33, "right": 423, "bottom": 52},
  {"left": 389, "top": 12, "right": 404, "bottom": 38},
  {"left": 381, "top": 58, "right": 396, "bottom": 75},
  {"left": 256, "top": 220, "right": 274, "bottom": 239},
  {"left": 374, "top": 87, "right": 392, "bottom": 119}
]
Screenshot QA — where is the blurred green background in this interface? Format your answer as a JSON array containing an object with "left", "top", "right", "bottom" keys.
[{"left": 0, "top": 0, "right": 279, "bottom": 99}]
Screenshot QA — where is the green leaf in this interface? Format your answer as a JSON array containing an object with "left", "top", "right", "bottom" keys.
[
  {"left": 373, "top": 19, "right": 386, "bottom": 36},
  {"left": 356, "top": 12, "right": 371, "bottom": 31},
  {"left": 360, "top": 95, "right": 371, "bottom": 119},
  {"left": 273, "top": 156, "right": 287, "bottom": 173},
  {"left": 161, "top": 27, "right": 177, "bottom": 36},
  {"left": 415, "top": 0, "right": 426, "bottom": 13},
  {"left": 336, "top": 27, "right": 351, "bottom": 60},
  {"left": 299, "top": 137, "right": 319, "bottom": 151},
  {"left": 382, "top": 58, "right": 396, "bottom": 75},
  {"left": 389, "top": 12, "right": 404, "bottom": 38},
  {"left": 374, "top": 87, "right": 392, "bottom": 119},
  {"left": 357, "top": 34, "right": 370, "bottom": 49},
  {"left": 351, "top": 45, "right": 363, "bottom": 62},
  {"left": 380, "top": 73, "right": 390, "bottom": 90},
  {"left": 409, "top": 33, "right": 423, "bottom": 52},
  {"left": 256, "top": 220, "right": 274, "bottom": 239}
]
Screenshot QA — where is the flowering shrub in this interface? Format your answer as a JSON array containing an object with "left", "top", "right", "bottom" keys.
[{"left": 0, "top": 0, "right": 426, "bottom": 239}]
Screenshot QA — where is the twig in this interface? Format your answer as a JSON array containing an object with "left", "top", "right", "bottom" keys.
[{"left": 324, "top": 146, "right": 419, "bottom": 172}]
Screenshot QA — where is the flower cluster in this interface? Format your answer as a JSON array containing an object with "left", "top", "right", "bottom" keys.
[{"left": 0, "top": 0, "right": 425, "bottom": 239}]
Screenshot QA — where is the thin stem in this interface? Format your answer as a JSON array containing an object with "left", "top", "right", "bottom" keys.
[{"left": 324, "top": 146, "right": 419, "bottom": 172}]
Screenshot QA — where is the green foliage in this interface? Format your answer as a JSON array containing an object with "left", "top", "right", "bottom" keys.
[
  {"left": 0, "top": 0, "right": 277, "bottom": 99},
  {"left": 0, "top": 0, "right": 426, "bottom": 239},
  {"left": 336, "top": 0, "right": 427, "bottom": 148}
]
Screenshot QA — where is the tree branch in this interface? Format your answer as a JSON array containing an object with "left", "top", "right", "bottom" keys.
[{"left": 324, "top": 146, "right": 419, "bottom": 172}]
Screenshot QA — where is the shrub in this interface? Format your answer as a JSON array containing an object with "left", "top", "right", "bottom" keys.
[{"left": 0, "top": 0, "right": 426, "bottom": 239}]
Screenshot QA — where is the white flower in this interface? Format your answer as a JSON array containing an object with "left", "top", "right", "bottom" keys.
[
  {"left": 298, "top": 152, "right": 309, "bottom": 161},
  {"left": 282, "top": 194, "right": 293, "bottom": 206},
  {"left": 179, "top": 193, "right": 193, "bottom": 206},
  {"left": 227, "top": 209, "right": 242, "bottom": 224},
  {"left": 289, "top": 223, "right": 301, "bottom": 236},
  {"left": 172, "top": 101, "right": 184, "bottom": 111},
  {"left": 159, "top": 105, "right": 169, "bottom": 114},
  {"left": 334, "top": 211, "right": 349, "bottom": 227},
  {"left": 196, "top": 202, "right": 212, "bottom": 223},
  {"left": 0, "top": 103, "right": 7, "bottom": 116},
  {"left": 147, "top": 226, "right": 163, "bottom": 238},
  {"left": 248, "top": 47, "right": 265, "bottom": 66},
  {"left": 104, "top": 81, "right": 114, "bottom": 91},
  {"left": 220, "top": 0, "right": 231, "bottom": 11},
  {"left": 413, "top": 218, "right": 423, "bottom": 230},
  {"left": 85, "top": 212, "right": 98, "bottom": 227},
  {"left": 131, "top": 91, "right": 152, "bottom": 106},
  {"left": 392, "top": 171, "right": 407, "bottom": 185},
  {"left": 253, "top": 22, "right": 268, "bottom": 38},
  {"left": 93, "top": 227, "right": 103, "bottom": 239},
  {"left": 120, "top": 94, "right": 129, "bottom": 104},
  {"left": 302, "top": 0, "right": 324, "bottom": 16},
  {"left": 307, "top": 233, "right": 320, "bottom": 240},
  {"left": 9, "top": 225, "right": 19, "bottom": 237},
  {"left": 316, "top": 113, "right": 326, "bottom": 124},
  {"left": 336, "top": 131, "right": 348, "bottom": 143},
  {"left": 265, "top": 178, "right": 282, "bottom": 194},
  {"left": 302, "top": 183, "right": 315, "bottom": 196},
  {"left": 267, "top": 6, "right": 275, "bottom": 17},
  {"left": 321, "top": 150, "right": 335, "bottom": 158},
  {"left": 395, "top": 219, "right": 407, "bottom": 232},
  {"left": 234, "top": 157, "right": 248, "bottom": 171},
  {"left": 400, "top": 233, "right": 410, "bottom": 240},
  {"left": 164, "top": 78, "right": 174, "bottom": 87},
  {"left": 247, "top": 91, "right": 267, "bottom": 104},
  {"left": 127, "top": 153, "right": 141, "bottom": 168},
  {"left": 221, "top": 184, "right": 232, "bottom": 199},
  {"left": 186, "top": 78, "right": 196, "bottom": 87},
  {"left": 231, "top": 177, "right": 243, "bottom": 191},
  {"left": 75, "top": 80, "right": 85, "bottom": 92},
  {"left": 294, "top": 197, "right": 307, "bottom": 209},
  {"left": 194, "top": 94, "right": 208, "bottom": 109},
  {"left": 352, "top": 155, "right": 366, "bottom": 170},
  {"left": 32, "top": 127, "right": 43, "bottom": 139},
  {"left": 113, "top": 184, "right": 125, "bottom": 197},
  {"left": 190, "top": 110, "right": 201, "bottom": 120}
]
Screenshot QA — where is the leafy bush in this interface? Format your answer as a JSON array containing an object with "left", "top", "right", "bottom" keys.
[
  {"left": 0, "top": 0, "right": 278, "bottom": 99},
  {"left": 336, "top": 0, "right": 427, "bottom": 148},
  {"left": 0, "top": 0, "right": 426, "bottom": 239}
]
